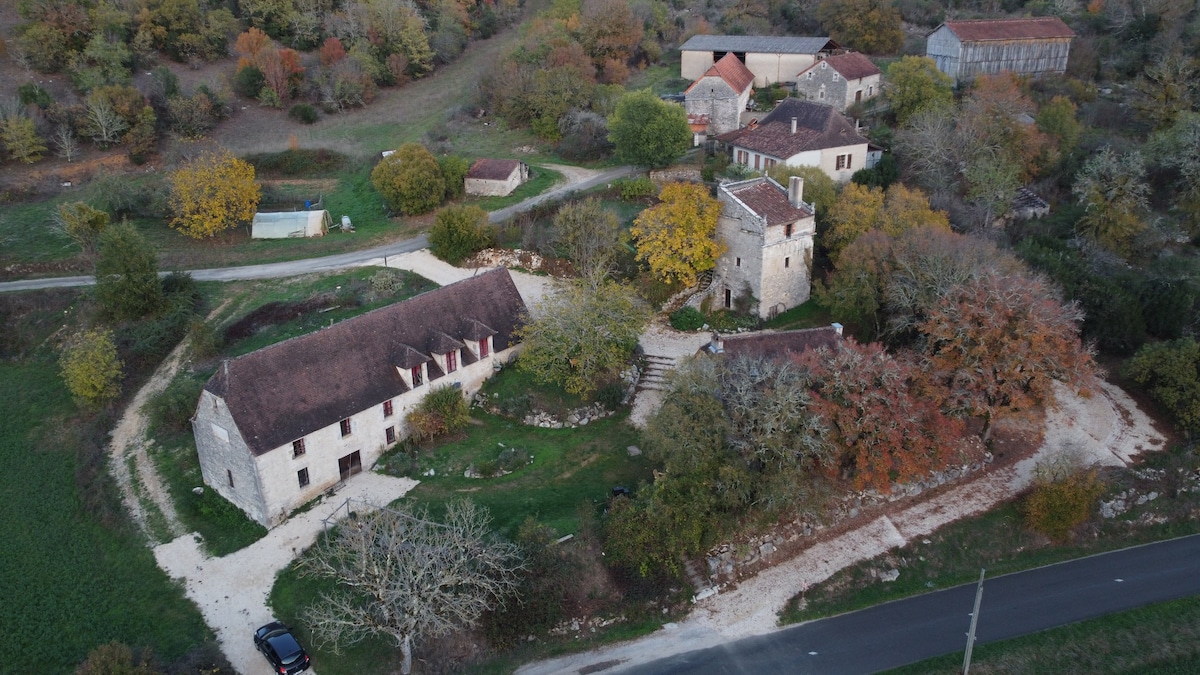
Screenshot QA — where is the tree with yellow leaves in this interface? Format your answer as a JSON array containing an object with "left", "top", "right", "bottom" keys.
[
  {"left": 631, "top": 182, "right": 725, "bottom": 287},
  {"left": 825, "top": 182, "right": 949, "bottom": 264},
  {"left": 168, "top": 149, "right": 261, "bottom": 240}
]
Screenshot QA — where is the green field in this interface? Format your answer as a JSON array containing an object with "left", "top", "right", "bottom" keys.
[{"left": 0, "top": 358, "right": 212, "bottom": 672}]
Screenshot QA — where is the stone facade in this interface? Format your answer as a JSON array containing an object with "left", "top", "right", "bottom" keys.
[
  {"left": 679, "top": 35, "right": 836, "bottom": 87},
  {"left": 464, "top": 159, "right": 529, "bottom": 197},
  {"left": 710, "top": 176, "right": 815, "bottom": 319},
  {"left": 192, "top": 269, "right": 527, "bottom": 528},
  {"left": 794, "top": 53, "right": 881, "bottom": 112}
]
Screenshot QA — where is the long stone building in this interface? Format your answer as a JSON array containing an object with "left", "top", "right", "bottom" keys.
[
  {"left": 925, "top": 17, "right": 1075, "bottom": 84},
  {"left": 680, "top": 34, "right": 838, "bottom": 87}
]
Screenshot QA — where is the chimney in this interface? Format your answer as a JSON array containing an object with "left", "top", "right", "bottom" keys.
[
  {"left": 788, "top": 175, "right": 804, "bottom": 208},
  {"left": 791, "top": 117, "right": 798, "bottom": 134}
]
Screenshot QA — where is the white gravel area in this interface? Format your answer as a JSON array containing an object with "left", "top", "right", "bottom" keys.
[
  {"left": 154, "top": 473, "right": 418, "bottom": 675},
  {"left": 517, "top": 378, "right": 1167, "bottom": 675}
]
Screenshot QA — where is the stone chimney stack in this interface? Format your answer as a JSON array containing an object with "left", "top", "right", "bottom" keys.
[
  {"left": 791, "top": 117, "right": 798, "bottom": 134},
  {"left": 788, "top": 175, "right": 805, "bottom": 208}
]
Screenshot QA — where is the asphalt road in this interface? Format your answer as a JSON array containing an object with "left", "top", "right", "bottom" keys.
[
  {"left": 0, "top": 165, "right": 636, "bottom": 294},
  {"left": 625, "top": 533, "right": 1200, "bottom": 675}
]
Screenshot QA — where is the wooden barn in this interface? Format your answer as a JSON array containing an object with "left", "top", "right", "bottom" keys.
[{"left": 926, "top": 17, "right": 1074, "bottom": 84}]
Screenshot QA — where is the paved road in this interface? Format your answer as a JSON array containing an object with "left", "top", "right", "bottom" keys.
[
  {"left": 625, "top": 533, "right": 1200, "bottom": 674},
  {"left": 0, "top": 166, "right": 636, "bottom": 294}
]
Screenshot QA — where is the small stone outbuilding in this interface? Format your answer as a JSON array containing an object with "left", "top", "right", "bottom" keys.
[
  {"left": 794, "top": 52, "right": 882, "bottom": 112},
  {"left": 465, "top": 159, "right": 529, "bottom": 197},
  {"left": 926, "top": 17, "right": 1075, "bottom": 84},
  {"left": 684, "top": 52, "right": 756, "bottom": 137}
]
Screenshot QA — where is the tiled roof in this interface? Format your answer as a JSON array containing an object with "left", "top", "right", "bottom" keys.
[
  {"left": 715, "top": 326, "right": 842, "bottom": 359},
  {"left": 719, "top": 98, "right": 868, "bottom": 158},
  {"left": 688, "top": 113, "right": 710, "bottom": 131},
  {"left": 467, "top": 158, "right": 521, "bottom": 181},
  {"left": 809, "top": 52, "right": 881, "bottom": 81},
  {"left": 205, "top": 268, "right": 527, "bottom": 455},
  {"left": 680, "top": 34, "right": 838, "bottom": 55},
  {"left": 942, "top": 17, "right": 1075, "bottom": 42},
  {"left": 723, "top": 178, "right": 812, "bottom": 226},
  {"left": 687, "top": 52, "right": 755, "bottom": 93}
]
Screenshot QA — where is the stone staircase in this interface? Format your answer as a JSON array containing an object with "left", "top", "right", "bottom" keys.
[
  {"left": 638, "top": 354, "right": 677, "bottom": 392},
  {"left": 662, "top": 270, "right": 714, "bottom": 314}
]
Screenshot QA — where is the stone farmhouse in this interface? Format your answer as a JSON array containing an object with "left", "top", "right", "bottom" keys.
[
  {"left": 794, "top": 52, "right": 882, "bottom": 112},
  {"left": 708, "top": 176, "right": 816, "bottom": 320},
  {"left": 191, "top": 268, "right": 527, "bottom": 528},
  {"left": 926, "top": 17, "right": 1075, "bottom": 84},
  {"left": 684, "top": 52, "right": 756, "bottom": 137},
  {"left": 465, "top": 159, "right": 529, "bottom": 197},
  {"left": 718, "top": 98, "right": 870, "bottom": 182},
  {"left": 680, "top": 34, "right": 839, "bottom": 88}
]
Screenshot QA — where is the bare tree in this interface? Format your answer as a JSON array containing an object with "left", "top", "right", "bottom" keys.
[
  {"left": 53, "top": 125, "right": 79, "bottom": 162},
  {"left": 84, "top": 95, "right": 128, "bottom": 147},
  {"left": 298, "top": 500, "right": 523, "bottom": 675}
]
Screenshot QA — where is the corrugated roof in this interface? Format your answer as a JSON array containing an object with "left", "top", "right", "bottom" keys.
[
  {"left": 686, "top": 52, "right": 756, "bottom": 93},
  {"left": 719, "top": 99, "right": 868, "bottom": 158},
  {"left": 205, "top": 268, "right": 527, "bottom": 456},
  {"left": 467, "top": 158, "right": 521, "bottom": 181},
  {"left": 723, "top": 177, "right": 813, "bottom": 226},
  {"left": 942, "top": 17, "right": 1075, "bottom": 42},
  {"left": 680, "top": 34, "right": 837, "bottom": 55},
  {"left": 801, "top": 52, "right": 880, "bottom": 81}
]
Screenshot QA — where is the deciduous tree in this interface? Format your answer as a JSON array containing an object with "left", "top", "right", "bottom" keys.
[
  {"left": 0, "top": 115, "right": 47, "bottom": 164},
  {"left": 607, "top": 89, "right": 690, "bottom": 168},
  {"left": 551, "top": 197, "right": 623, "bottom": 276},
  {"left": 59, "top": 328, "right": 123, "bottom": 409},
  {"left": 428, "top": 204, "right": 493, "bottom": 265},
  {"left": 57, "top": 201, "right": 110, "bottom": 263},
  {"left": 915, "top": 271, "right": 1094, "bottom": 439},
  {"left": 371, "top": 143, "right": 445, "bottom": 215},
  {"left": 1124, "top": 338, "right": 1200, "bottom": 436},
  {"left": 516, "top": 277, "right": 650, "bottom": 397},
  {"left": 894, "top": 106, "right": 961, "bottom": 197},
  {"left": 825, "top": 183, "right": 948, "bottom": 264},
  {"left": 795, "top": 339, "right": 964, "bottom": 492},
  {"left": 816, "top": 0, "right": 902, "bottom": 55},
  {"left": 299, "top": 501, "right": 522, "bottom": 675},
  {"left": 1072, "top": 147, "right": 1150, "bottom": 254},
  {"left": 631, "top": 182, "right": 725, "bottom": 287},
  {"left": 885, "top": 56, "right": 954, "bottom": 126},
  {"left": 1149, "top": 113, "right": 1200, "bottom": 234},
  {"left": 168, "top": 149, "right": 261, "bottom": 239}
]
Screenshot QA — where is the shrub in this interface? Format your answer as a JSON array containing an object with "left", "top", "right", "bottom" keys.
[
  {"left": 595, "top": 381, "right": 626, "bottom": 411},
  {"left": 669, "top": 306, "right": 706, "bottom": 331},
  {"left": 233, "top": 65, "right": 266, "bottom": 98},
  {"left": 187, "top": 319, "right": 221, "bottom": 359},
  {"left": 371, "top": 143, "right": 445, "bottom": 215},
  {"left": 1022, "top": 449, "right": 1106, "bottom": 542},
  {"left": 18, "top": 83, "right": 53, "bottom": 109},
  {"left": 616, "top": 175, "right": 656, "bottom": 201},
  {"left": 145, "top": 375, "right": 205, "bottom": 436},
  {"left": 429, "top": 204, "right": 493, "bottom": 265},
  {"left": 368, "top": 269, "right": 405, "bottom": 297},
  {"left": 498, "top": 393, "right": 532, "bottom": 418},
  {"left": 496, "top": 447, "right": 531, "bottom": 472},
  {"left": 405, "top": 385, "right": 469, "bottom": 443},
  {"left": 288, "top": 103, "right": 318, "bottom": 124}
]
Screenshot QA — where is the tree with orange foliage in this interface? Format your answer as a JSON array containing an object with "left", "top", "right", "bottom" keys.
[
  {"left": 168, "top": 149, "right": 261, "bottom": 240},
  {"left": 795, "top": 339, "right": 964, "bottom": 493},
  {"left": 320, "top": 37, "right": 347, "bottom": 66},
  {"left": 915, "top": 271, "right": 1094, "bottom": 440},
  {"left": 825, "top": 182, "right": 949, "bottom": 264},
  {"left": 233, "top": 28, "right": 304, "bottom": 106},
  {"left": 631, "top": 181, "right": 725, "bottom": 287}
]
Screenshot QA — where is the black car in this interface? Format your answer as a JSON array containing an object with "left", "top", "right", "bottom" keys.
[{"left": 253, "top": 621, "right": 311, "bottom": 674}]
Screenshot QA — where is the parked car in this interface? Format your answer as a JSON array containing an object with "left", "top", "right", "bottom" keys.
[{"left": 253, "top": 621, "right": 311, "bottom": 674}]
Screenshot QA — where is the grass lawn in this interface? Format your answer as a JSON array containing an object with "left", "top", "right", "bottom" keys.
[
  {"left": 763, "top": 297, "right": 836, "bottom": 331},
  {"left": 0, "top": 338, "right": 212, "bottom": 671},
  {"left": 885, "top": 595, "right": 1200, "bottom": 674}
]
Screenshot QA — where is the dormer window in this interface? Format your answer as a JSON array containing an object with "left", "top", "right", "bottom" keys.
[
  {"left": 479, "top": 337, "right": 489, "bottom": 358},
  {"left": 446, "top": 349, "right": 457, "bottom": 373},
  {"left": 411, "top": 366, "right": 423, "bottom": 386}
]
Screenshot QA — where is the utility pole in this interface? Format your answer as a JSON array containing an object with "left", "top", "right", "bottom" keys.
[{"left": 963, "top": 568, "right": 986, "bottom": 675}]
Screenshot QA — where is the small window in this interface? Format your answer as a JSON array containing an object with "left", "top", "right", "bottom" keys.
[
  {"left": 227, "top": 469, "right": 234, "bottom": 488},
  {"left": 836, "top": 154, "right": 852, "bottom": 170},
  {"left": 211, "top": 423, "right": 229, "bottom": 443},
  {"left": 806, "top": 71, "right": 813, "bottom": 80},
  {"left": 479, "top": 338, "right": 489, "bottom": 358},
  {"left": 446, "top": 350, "right": 457, "bottom": 373},
  {"left": 724, "top": 288, "right": 732, "bottom": 309},
  {"left": 869, "top": 85, "right": 874, "bottom": 96},
  {"left": 832, "top": 72, "right": 840, "bottom": 82},
  {"left": 297, "top": 468, "right": 310, "bottom": 488},
  {"left": 385, "top": 426, "right": 396, "bottom": 444},
  {"left": 785, "top": 257, "right": 791, "bottom": 268},
  {"left": 339, "top": 418, "right": 351, "bottom": 437},
  {"left": 820, "top": 61, "right": 827, "bottom": 69},
  {"left": 292, "top": 439, "right": 305, "bottom": 457},
  {"left": 785, "top": 223, "right": 793, "bottom": 237},
  {"left": 736, "top": 257, "right": 741, "bottom": 267},
  {"left": 383, "top": 400, "right": 394, "bottom": 417},
  {"left": 411, "top": 366, "right": 423, "bottom": 386}
]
